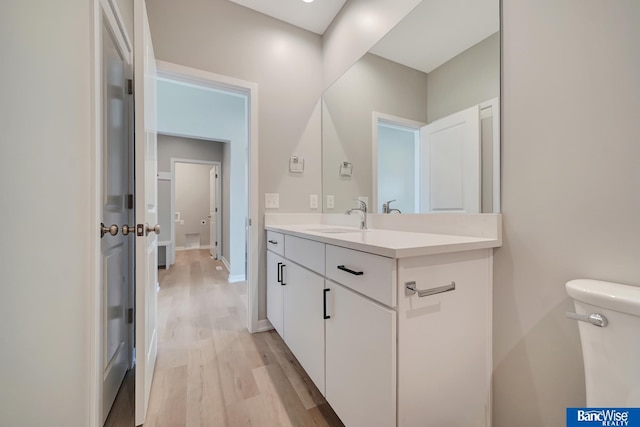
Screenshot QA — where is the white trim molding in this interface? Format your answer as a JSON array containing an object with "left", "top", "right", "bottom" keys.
[{"left": 256, "top": 319, "right": 274, "bottom": 333}]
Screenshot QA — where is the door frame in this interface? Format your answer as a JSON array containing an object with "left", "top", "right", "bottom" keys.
[
  {"left": 170, "top": 158, "right": 222, "bottom": 259},
  {"left": 156, "top": 60, "right": 260, "bottom": 333},
  {"left": 209, "top": 164, "right": 221, "bottom": 260},
  {"left": 371, "top": 112, "right": 425, "bottom": 213},
  {"left": 90, "top": 1, "right": 134, "bottom": 426}
]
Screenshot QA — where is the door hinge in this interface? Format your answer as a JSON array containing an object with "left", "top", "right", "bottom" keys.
[
  {"left": 215, "top": 208, "right": 218, "bottom": 213},
  {"left": 215, "top": 241, "right": 218, "bottom": 247},
  {"left": 127, "top": 79, "right": 133, "bottom": 95},
  {"left": 215, "top": 174, "right": 218, "bottom": 178},
  {"left": 127, "top": 308, "right": 134, "bottom": 324},
  {"left": 248, "top": 218, "right": 252, "bottom": 226},
  {"left": 127, "top": 194, "right": 134, "bottom": 210}
]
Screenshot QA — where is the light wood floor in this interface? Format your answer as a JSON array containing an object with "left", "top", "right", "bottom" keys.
[{"left": 140, "top": 249, "right": 344, "bottom": 427}]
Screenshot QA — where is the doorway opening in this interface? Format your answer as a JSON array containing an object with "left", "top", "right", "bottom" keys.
[
  {"left": 164, "top": 159, "right": 222, "bottom": 263},
  {"left": 372, "top": 113, "right": 425, "bottom": 213},
  {"left": 155, "top": 61, "right": 259, "bottom": 333}
]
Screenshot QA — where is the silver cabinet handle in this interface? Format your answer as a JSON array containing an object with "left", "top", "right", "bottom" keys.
[
  {"left": 405, "top": 281, "right": 455, "bottom": 297},
  {"left": 100, "top": 223, "right": 119, "bottom": 238},
  {"left": 566, "top": 312, "right": 608, "bottom": 327}
]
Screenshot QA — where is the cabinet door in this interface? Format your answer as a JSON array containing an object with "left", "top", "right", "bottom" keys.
[
  {"left": 397, "top": 250, "right": 491, "bottom": 427},
  {"left": 266, "top": 250, "right": 285, "bottom": 337},
  {"left": 326, "top": 283, "right": 397, "bottom": 427},
  {"left": 283, "top": 263, "right": 325, "bottom": 395}
]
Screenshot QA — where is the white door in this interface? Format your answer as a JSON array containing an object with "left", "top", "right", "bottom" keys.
[
  {"left": 325, "top": 283, "right": 397, "bottom": 427},
  {"left": 134, "top": 0, "right": 159, "bottom": 425},
  {"left": 283, "top": 263, "right": 325, "bottom": 395},
  {"left": 209, "top": 166, "right": 218, "bottom": 259},
  {"left": 100, "top": 11, "right": 132, "bottom": 425},
  {"left": 420, "top": 105, "right": 480, "bottom": 213}
]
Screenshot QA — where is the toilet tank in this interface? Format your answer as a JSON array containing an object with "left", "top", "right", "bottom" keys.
[{"left": 566, "top": 279, "right": 640, "bottom": 406}]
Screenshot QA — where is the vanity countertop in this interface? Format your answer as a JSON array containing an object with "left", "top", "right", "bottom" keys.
[{"left": 265, "top": 223, "right": 500, "bottom": 258}]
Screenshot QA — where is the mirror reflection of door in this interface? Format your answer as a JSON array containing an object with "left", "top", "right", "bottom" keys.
[{"left": 420, "top": 105, "right": 481, "bottom": 213}]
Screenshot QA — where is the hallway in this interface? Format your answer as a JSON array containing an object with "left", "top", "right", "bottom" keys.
[{"left": 142, "top": 249, "right": 343, "bottom": 427}]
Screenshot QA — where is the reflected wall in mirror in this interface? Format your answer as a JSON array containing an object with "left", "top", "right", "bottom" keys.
[{"left": 322, "top": 0, "right": 500, "bottom": 213}]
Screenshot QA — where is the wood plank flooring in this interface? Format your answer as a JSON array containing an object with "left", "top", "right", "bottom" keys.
[{"left": 142, "top": 249, "right": 344, "bottom": 427}]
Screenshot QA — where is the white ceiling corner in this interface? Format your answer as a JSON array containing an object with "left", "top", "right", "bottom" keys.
[{"left": 228, "top": 0, "right": 347, "bottom": 35}]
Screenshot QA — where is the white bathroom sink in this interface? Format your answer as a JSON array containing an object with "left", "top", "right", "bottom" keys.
[{"left": 305, "top": 227, "right": 368, "bottom": 234}]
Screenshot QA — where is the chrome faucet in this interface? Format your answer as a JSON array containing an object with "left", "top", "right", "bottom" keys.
[
  {"left": 382, "top": 199, "right": 402, "bottom": 214},
  {"left": 345, "top": 199, "right": 367, "bottom": 230}
]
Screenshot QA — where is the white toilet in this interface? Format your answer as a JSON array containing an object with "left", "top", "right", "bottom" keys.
[{"left": 566, "top": 279, "right": 640, "bottom": 406}]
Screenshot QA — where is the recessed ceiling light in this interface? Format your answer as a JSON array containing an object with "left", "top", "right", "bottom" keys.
[{"left": 302, "top": 0, "right": 314, "bottom": 3}]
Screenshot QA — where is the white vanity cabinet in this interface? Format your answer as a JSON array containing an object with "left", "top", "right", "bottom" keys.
[
  {"left": 266, "top": 231, "right": 326, "bottom": 394},
  {"left": 325, "top": 282, "right": 397, "bottom": 427},
  {"left": 396, "top": 250, "right": 491, "bottom": 427},
  {"left": 282, "top": 263, "right": 325, "bottom": 392},
  {"left": 265, "top": 226, "right": 494, "bottom": 427},
  {"left": 266, "top": 248, "right": 285, "bottom": 337}
]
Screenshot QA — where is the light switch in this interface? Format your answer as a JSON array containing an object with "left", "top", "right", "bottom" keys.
[
  {"left": 327, "top": 195, "right": 334, "bottom": 209},
  {"left": 265, "top": 193, "right": 280, "bottom": 209},
  {"left": 310, "top": 194, "right": 318, "bottom": 209}
]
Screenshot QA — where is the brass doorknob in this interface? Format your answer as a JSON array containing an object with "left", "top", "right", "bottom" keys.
[
  {"left": 100, "top": 223, "right": 119, "bottom": 238},
  {"left": 146, "top": 224, "right": 161, "bottom": 236},
  {"left": 122, "top": 225, "right": 135, "bottom": 236}
]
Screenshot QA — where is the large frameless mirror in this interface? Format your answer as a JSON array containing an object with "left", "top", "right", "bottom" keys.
[{"left": 322, "top": 0, "right": 500, "bottom": 213}]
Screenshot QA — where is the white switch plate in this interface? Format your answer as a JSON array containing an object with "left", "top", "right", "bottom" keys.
[
  {"left": 265, "top": 193, "right": 280, "bottom": 209},
  {"left": 327, "top": 195, "right": 334, "bottom": 209}
]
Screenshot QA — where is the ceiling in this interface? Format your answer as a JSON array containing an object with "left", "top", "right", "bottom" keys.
[
  {"left": 228, "top": 0, "right": 347, "bottom": 35},
  {"left": 370, "top": 0, "right": 499, "bottom": 73},
  {"left": 228, "top": 0, "right": 499, "bottom": 73}
]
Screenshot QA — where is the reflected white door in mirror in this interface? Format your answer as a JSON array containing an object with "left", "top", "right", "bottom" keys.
[{"left": 374, "top": 98, "right": 499, "bottom": 214}]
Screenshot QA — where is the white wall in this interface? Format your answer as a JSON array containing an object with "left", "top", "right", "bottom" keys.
[
  {"left": 157, "top": 78, "right": 246, "bottom": 141},
  {"left": 0, "top": 0, "right": 93, "bottom": 425},
  {"left": 146, "top": 0, "right": 324, "bottom": 316},
  {"left": 427, "top": 32, "right": 500, "bottom": 123},
  {"left": 495, "top": 1, "right": 640, "bottom": 426}
]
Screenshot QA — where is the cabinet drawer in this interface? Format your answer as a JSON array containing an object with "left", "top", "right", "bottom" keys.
[
  {"left": 326, "top": 245, "right": 396, "bottom": 307},
  {"left": 284, "top": 235, "right": 325, "bottom": 275},
  {"left": 266, "top": 231, "right": 285, "bottom": 256}
]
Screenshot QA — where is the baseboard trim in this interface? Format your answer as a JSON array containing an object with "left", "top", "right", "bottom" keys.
[
  {"left": 175, "top": 245, "right": 211, "bottom": 251},
  {"left": 256, "top": 319, "right": 273, "bottom": 333},
  {"left": 228, "top": 274, "right": 246, "bottom": 283},
  {"left": 220, "top": 257, "right": 231, "bottom": 272}
]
